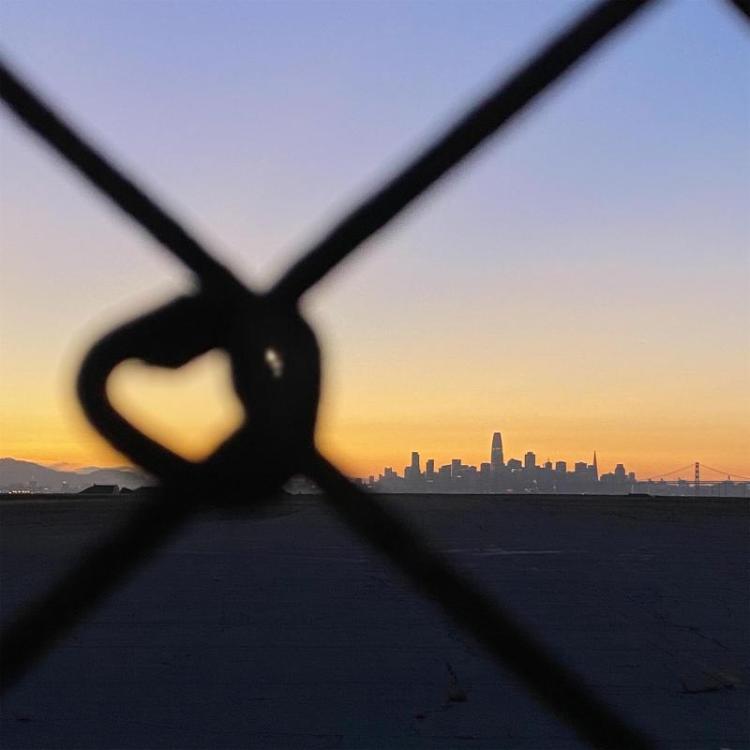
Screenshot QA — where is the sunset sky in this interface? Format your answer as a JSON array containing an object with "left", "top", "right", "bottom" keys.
[{"left": 1, "top": 0, "right": 748, "bottom": 481}]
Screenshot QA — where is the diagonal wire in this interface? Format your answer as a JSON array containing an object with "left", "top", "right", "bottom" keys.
[
  {"left": 0, "top": 489, "right": 193, "bottom": 694},
  {"left": 0, "top": 482, "right": 284, "bottom": 695},
  {"left": 0, "top": 61, "right": 251, "bottom": 692},
  {"left": 7, "top": 0, "right": 737, "bottom": 743},
  {"left": 0, "top": 59, "right": 246, "bottom": 297},
  {"left": 308, "top": 451, "right": 653, "bottom": 750},
  {"left": 726, "top": 0, "right": 750, "bottom": 21},
  {"left": 270, "top": 0, "right": 657, "bottom": 303}
]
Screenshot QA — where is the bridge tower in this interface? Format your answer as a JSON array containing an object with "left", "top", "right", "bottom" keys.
[{"left": 694, "top": 462, "right": 700, "bottom": 497}]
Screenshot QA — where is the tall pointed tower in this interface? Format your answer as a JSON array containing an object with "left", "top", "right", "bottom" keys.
[
  {"left": 491, "top": 432, "right": 504, "bottom": 468},
  {"left": 592, "top": 451, "right": 599, "bottom": 481}
]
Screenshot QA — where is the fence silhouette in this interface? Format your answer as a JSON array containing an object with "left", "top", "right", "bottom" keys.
[{"left": 2, "top": 1, "right": 747, "bottom": 747}]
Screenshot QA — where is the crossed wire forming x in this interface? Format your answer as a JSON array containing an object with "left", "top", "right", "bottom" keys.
[{"left": 2, "top": 1, "right": 747, "bottom": 747}]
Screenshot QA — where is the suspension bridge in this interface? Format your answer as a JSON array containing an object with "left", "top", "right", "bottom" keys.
[{"left": 641, "top": 462, "right": 750, "bottom": 496}]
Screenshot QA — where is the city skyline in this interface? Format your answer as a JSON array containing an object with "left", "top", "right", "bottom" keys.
[
  {"left": 366, "top": 430, "right": 611, "bottom": 491},
  {"left": 1, "top": 1, "right": 748, "bottom": 479},
  {"left": 2, "top": 418, "right": 749, "bottom": 486},
  {"left": 348, "top": 431, "right": 749, "bottom": 496},
  {"left": 5, "top": 427, "right": 747, "bottom": 495},
  {"left": 373, "top": 432, "right": 614, "bottom": 484}
]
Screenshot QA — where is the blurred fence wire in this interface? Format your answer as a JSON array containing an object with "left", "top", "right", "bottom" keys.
[{"left": 2, "top": 1, "right": 747, "bottom": 746}]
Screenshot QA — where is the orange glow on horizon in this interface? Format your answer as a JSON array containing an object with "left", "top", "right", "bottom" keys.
[
  {"left": 2, "top": 321, "right": 748, "bottom": 482},
  {"left": 3, "top": 391, "right": 748, "bottom": 483},
  {"left": 6, "top": 427, "right": 749, "bottom": 483}
]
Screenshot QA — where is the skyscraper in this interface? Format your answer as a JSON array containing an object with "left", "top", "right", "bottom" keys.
[
  {"left": 491, "top": 432, "right": 504, "bottom": 468},
  {"left": 410, "top": 451, "right": 421, "bottom": 476},
  {"left": 451, "top": 458, "right": 462, "bottom": 479},
  {"left": 425, "top": 459, "right": 435, "bottom": 481},
  {"left": 405, "top": 451, "right": 422, "bottom": 486}
]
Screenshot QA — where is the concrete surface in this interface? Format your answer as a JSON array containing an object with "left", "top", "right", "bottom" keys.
[{"left": 1, "top": 494, "right": 748, "bottom": 749}]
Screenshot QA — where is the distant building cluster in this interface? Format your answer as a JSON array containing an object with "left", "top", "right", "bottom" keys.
[
  {"left": 1, "top": 478, "right": 84, "bottom": 494},
  {"left": 0, "top": 459, "right": 153, "bottom": 495},
  {"left": 1, "top": 446, "right": 747, "bottom": 498},
  {"left": 358, "top": 432, "right": 637, "bottom": 494},
  {"left": 2, "top": 483, "right": 140, "bottom": 496},
  {"left": 289, "top": 435, "right": 746, "bottom": 496}
]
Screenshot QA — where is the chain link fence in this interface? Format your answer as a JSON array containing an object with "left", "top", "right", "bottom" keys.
[{"left": 2, "top": 1, "right": 747, "bottom": 746}]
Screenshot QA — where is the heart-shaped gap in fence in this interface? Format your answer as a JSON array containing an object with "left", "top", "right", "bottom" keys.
[{"left": 108, "top": 349, "right": 245, "bottom": 462}]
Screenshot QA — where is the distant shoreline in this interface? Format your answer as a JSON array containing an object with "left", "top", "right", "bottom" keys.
[{"left": 1, "top": 491, "right": 747, "bottom": 505}]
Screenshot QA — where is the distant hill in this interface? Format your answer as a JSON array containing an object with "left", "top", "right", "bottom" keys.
[{"left": 0, "top": 458, "right": 153, "bottom": 492}]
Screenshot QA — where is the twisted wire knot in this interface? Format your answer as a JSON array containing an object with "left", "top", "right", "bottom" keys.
[{"left": 77, "top": 291, "right": 321, "bottom": 502}]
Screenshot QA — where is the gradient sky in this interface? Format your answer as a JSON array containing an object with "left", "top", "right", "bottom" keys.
[{"left": 1, "top": 0, "right": 748, "bottom": 480}]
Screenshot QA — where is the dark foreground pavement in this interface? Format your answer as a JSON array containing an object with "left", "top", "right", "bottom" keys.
[{"left": 1, "top": 494, "right": 748, "bottom": 749}]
